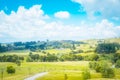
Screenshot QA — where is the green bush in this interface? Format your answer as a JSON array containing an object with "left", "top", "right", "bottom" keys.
[
  {"left": 90, "top": 54, "right": 99, "bottom": 61},
  {"left": 89, "top": 61, "right": 97, "bottom": 69},
  {"left": 113, "top": 53, "right": 120, "bottom": 63},
  {"left": 115, "top": 59, "right": 120, "bottom": 68},
  {"left": 89, "top": 61, "right": 115, "bottom": 78},
  {"left": 16, "top": 60, "right": 21, "bottom": 66},
  {"left": 82, "top": 70, "right": 91, "bottom": 80},
  {"left": 64, "top": 74, "right": 68, "bottom": 80},
  {"left": 26, "top": 56, "right": 33, "bottom": 62},
  {"left": 101, "top": 67, "right": 115, "bottom": 78},
  {"left": 6, "top": 66, "right": 15, "bottom": 74}
]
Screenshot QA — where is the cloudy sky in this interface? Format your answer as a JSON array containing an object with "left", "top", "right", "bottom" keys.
[{"left": 0, "top": 0, "right": 120, "bottom": 42}]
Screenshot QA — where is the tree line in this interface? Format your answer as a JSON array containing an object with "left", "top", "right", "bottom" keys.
[
  {"left": 0, "top": 40, "right": 83, "bottom": 52},
  {"left": 0, "top": 55, "right": 24, "bottom": 63}
]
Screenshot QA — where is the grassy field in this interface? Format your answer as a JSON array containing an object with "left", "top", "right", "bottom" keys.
[
  {"left": 44, "top": 49, "right": 71, "bottom": 54},
  {"left": 0, "top": 61, "right": 89, "bottom": 80},
  {"left": 0, "top": 50, "right": 30, "bottom": 56},
  {"left": 0, "top": 61, "right": 120, "bottom": 80},
  {"left": 0, "top": 38, "right": 120, "bottom": 80}
]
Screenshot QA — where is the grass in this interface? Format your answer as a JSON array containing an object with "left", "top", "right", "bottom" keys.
[
  {"left": 44, "top": 48, "right": 71, "bottom": 54},
  {"left": 0, "top": 62, "right": 42, "bottom": 80},
  {"left": 36, "top": 71, "right": 83, "bottom": 80},
  {"left": 0, "top": 50, "right": 30, "bottom": 56},
  {"left": 0, "top": 61, "right": 89, "bottom": 80}
]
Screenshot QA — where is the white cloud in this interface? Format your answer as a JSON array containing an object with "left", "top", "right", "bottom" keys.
[
  {"left": 0, "top": 5, "right": 120, "bottom": 42},
  {"left": 72, "top": 0, "right": 120, "bottom": 19},
  {"left": 54, "top": 11, "right": 70, "bottom": 19}
]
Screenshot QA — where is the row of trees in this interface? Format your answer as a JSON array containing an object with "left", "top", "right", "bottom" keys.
[
  {"left": 0, "top": 40, "right": 82, "bottom": 52},
  {"left": 26, "top": 52, "right": 83, "bottom": 62},
  {"left": 26, "top": 52, "right": 120, "bottom": 70},
  {"left": 0, "top": 55, "right": 24, "bottom": 66},
  {"left": 0, "top": 53, "right": 119, "bottom": 63},
  {"left": 26, "top": 52, "right": 111, "bottom": 62}
]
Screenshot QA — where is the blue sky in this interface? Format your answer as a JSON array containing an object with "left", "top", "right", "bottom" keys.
[
  {"left": 0, "top": 0, "right": 83, "bottom": 14},
  {"left": 0, "top": 0, "right": 120, "bottom": 42}
]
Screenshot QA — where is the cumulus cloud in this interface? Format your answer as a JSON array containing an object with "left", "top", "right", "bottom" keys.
[
  {"left": 72, "top": 0, "right": 120, "bottom": 19},
  {"left": 0, "top": 5, "right": 120, "bottom": 42},
  {"left": 54, "top": 11, "right": 70, "bottom": 19}
]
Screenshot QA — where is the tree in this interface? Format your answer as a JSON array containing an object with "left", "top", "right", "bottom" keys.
[
  {"left": 0, "top": 44, "right": 8, "bottom": 52},
  {"left": 90, "top": 54, "right": 99, "bottom": 61},
  {"left": 89, "top": 61, "right": 97, "bottom": 69},
  {"left": 46, "top": 53, "right": 58, "bottom": 62},
  {"left": 101, "top": 67, "right": 115, "bottom": 78},
  {"left": 89, "top": 61, "right": 115, "bottom": 78},
  {"left": 6, "top": 66, "right": 15, "bottom": 74},
  {"left": 115, "top": 60, "right": 120, "bottom": 68},
  {"left": 95, "top": 61, "right": 109, "bottom": 73},
  {"left": 16, "top": 60, "right": 21, "bottom": 66},
  {"left": 113, "top": 53, "right": 120, "bottom": 63},
  {"left": 95, "top": 43, "right": 117, "bottom": 54},
  {"left": 71, "top": 43, "right": 76, "bottom": 50},
  {"left": 82, "top": 70, "right": 91, "bottom": 80},
  {"left": 26, "top": 56, "right": 33, "bottom": 62}
]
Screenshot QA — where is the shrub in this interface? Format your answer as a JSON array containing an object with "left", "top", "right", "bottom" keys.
[
  {"left": 115, "top": 59, "right": 120, "bottom": 68},
  {"left": 26, "top": 57, "right": 33, "bottom": 62},
  {"left": 6, "top": 66, "right": 15, "bottom": 74},
  {"left": 101, "top": 67, "right": 115, "bottom": 78},
  {"left": 82, "top": 70, "right": 91, "bottom": 80},
  {"left": 64, "top": 74, "right": 68, "bottom": 80},
  {"left": 113, "top": 53, "right": 120, "bottom": 63},
  {"left": 16, "top": 60, "right": 21, "bottom": 66},
  {"left": 89, "top": 61, "right": 97, "bottom": 69},
  {"left": 89, "top": 61, "right": 115, "bottom": 78},
  {"left": 90, "top": 54, "right": 99, "bottom": 61}
]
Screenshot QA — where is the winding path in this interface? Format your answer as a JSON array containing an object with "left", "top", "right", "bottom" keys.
[{"left": 24, "top": 72, "right": 48, "bottom": 80}]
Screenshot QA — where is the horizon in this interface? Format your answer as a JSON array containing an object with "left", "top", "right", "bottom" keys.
[
  {"left": 1, "top": 37, "right": 120, "bottom": 44},
  {"left": 0, "top": 0, "right": 120, "bottom": 42}
]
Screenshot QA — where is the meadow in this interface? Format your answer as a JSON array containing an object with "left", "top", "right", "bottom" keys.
[
  {"left": 0, "top": 38, "right": 120, "bottom": 80},
  {"left": 0, "top": 61, "right": 120, "bottom": 80}
]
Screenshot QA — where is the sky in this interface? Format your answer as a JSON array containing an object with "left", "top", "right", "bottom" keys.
[{"left": 0, "top": 0, "right": 120, "bottom": 42}]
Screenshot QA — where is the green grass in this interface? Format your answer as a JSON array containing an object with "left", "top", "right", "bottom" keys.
[
  {"left": 1, "top": 61, "right": 119, "bottom": 80},
  {"left": 36, "top": 61, "right": 120, "bottom": 80},
  {"left": 0, "top": 61, "right": 89, "bottom": 80},
  {"left": 44, "top": 49, "right": 71, "bottom": 54},
  {"left": 0, "top": 50, "right": 30, "bottom": 56},
  {"left": 0, "top": 62, "right": 43, "bottom": 80}
]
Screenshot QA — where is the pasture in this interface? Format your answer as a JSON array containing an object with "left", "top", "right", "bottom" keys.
[{"left": 0, "top": 61, "right": 120, "bottom": 80}]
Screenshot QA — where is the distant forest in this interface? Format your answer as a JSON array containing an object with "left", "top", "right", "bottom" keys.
[{"left": 0, "top": 40, "right": 84, "bottom": 52}]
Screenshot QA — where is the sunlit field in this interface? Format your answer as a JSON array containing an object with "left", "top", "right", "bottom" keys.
[
  {"left": 0, "top": 61, "right": 120, "bottom": 80},
  {"left": 0, "top": 38, "right": 120, "bottom": 80}
]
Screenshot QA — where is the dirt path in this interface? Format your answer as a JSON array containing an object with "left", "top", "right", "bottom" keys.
[{"left": 24, "top": 72, "right": 48, "bottom": 80}]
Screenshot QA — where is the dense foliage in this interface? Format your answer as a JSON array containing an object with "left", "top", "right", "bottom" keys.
[
  {"left": 89, "top": 61, "right": 115, "bottom": 78},
  {"left": 82, "top": 70, "right": 91, "bottom": 80},
  {"left": 0, "top": 55, "right": 24, "bottom": 62},
  {"left": 0, "top": 40, "right": 84, "bottom": 52},
  {"left": 95, "top": 43, "right": 119, "bottom": 54},
  {"left": 6, "top": 66, "right": 15, "bottom": 74},
  {"left": 115, "top": 60, "right": 120, "bottom": 68}
]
